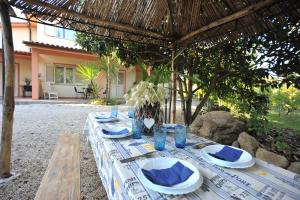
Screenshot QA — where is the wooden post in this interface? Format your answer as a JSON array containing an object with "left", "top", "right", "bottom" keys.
[
  {"left": 171, "top": 46, "right": 176, "bottom": 123},
  {"left": 2, "top": 36, "right": 5, "bottom": 96},
  {"left": 0, "top": 2, "right": 15, "bottom": 178}
]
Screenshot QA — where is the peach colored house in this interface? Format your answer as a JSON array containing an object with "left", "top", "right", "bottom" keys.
[{"left": 0, "top": 11, "right": 141, "bottom": 100}]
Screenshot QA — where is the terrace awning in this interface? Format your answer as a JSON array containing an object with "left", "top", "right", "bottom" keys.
[{"left": 7, "top": 0, "right": 300, "bottom": 47}]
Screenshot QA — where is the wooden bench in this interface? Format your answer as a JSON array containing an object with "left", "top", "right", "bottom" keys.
[{"left": 35, "top": 134, "right": 80, "bottom": 200}]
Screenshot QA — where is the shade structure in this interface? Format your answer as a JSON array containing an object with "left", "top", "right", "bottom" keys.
[{"left": 7, "top": 0, "right": 300, "bottom": 47}]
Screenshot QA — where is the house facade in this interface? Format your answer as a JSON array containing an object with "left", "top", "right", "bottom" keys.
[{"left": 0, "top": 10, "right": 141, "bottom": 100}]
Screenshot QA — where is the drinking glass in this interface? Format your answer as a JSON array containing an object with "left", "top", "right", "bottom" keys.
[
  {"left": 111, "top": 106, "right": 118, "bottom": 117},
  {"left": 153, "top": 127, "right": 167, "bottom": 151},
  {"left": 132, "top": 119, "right": 143, "bottom": 139},
  {"left": 128, "top": 106, "right": 135, "bottom": 118},
  {"left": 174, "top": 125, "right": 187, "bottom": 148}
]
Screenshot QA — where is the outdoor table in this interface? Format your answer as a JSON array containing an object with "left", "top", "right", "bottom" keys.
[{"left": 83, "top": 112, "right": 300, "bottom": 200}]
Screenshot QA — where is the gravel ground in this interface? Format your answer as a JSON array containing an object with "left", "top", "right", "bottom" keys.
[
  {"left": 0, "top": 103, "right": 119, "bottom": 200},
  {"left": 0, "top": 103, "right": 184, "bottom": 200}
]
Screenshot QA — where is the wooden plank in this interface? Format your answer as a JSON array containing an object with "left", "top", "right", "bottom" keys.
[
  {"left": 35, "top": 134, "right": 80, "bottom": 200},
  {"left": 176, "top": 0, "right": 278, "bottom": 45},
  {"left": 0, "top": 2, "right": 15, "bottom": 178}
]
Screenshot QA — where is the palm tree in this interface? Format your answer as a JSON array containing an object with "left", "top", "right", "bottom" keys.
[
  {"left": 76, "top": 62, "right": 100, "bottom": 98},
  {"left": 98, "top": 52, "right": 121, "bottom": 99}
]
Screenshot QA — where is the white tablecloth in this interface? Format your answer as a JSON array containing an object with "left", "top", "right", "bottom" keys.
[{"left": 83, "top": 112, "right": 300, "bottom": 200}]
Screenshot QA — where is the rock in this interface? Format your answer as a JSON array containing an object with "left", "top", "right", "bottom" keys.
[
  {"left": 232, "top": 141, "right": 240, "bottom": 148},
  {"left": 190, "top": 111, "right": 246, "bottom": 144},
  {"left": 238, "top": 132, "right": 259, "bottom": 156},
  {"left": 288, "top": 162, "right": 300, "bottom": 175},
  {"left": 256, "top": 148, "right": 289, "bottom": 168}
]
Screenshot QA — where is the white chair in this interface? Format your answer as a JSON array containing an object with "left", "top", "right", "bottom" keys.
[{"left": 42, "top": 82, "right": 58, "bottom": 100}]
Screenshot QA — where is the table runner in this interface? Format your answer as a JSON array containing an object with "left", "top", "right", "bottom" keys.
[{"left": 83, "top": 112, "right": 300, "bottom": 200}]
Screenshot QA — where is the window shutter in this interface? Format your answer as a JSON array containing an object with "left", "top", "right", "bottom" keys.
[{"left": 46, "top": 64, "right": 54, "bottom": 82}]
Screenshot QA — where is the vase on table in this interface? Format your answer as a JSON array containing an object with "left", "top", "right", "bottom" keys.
[
  {"left": 135, "top": 102, "right": 164, "bottom": 136},
  {"left": 124, "top": 81, "right": 167, "bottom": 136}
]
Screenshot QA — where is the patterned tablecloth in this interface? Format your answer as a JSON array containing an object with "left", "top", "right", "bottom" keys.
[{"left": 83, "top": 112, "right": 300, "bottom": 200}]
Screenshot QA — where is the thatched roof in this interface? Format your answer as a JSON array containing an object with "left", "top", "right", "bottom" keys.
[{"left": 8, "top": 0, "right": 300, "bottom": 47}]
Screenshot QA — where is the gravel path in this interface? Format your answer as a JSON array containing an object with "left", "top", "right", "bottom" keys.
[{"left": 0, "top": 104, "right": 123, "bottom": 200}]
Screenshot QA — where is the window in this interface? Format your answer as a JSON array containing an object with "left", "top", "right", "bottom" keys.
[
  {"left": 44, "top": 25, "right": 76, "bottom": 41},
  {"left": 66, "top": 68, "right": 74, "bottom": 84},
  {"left": 45, "top": 64, "right": 84, "bottom": 84},
  {"left": 55, "top": 67, "right": 65, "bottom": 84}
]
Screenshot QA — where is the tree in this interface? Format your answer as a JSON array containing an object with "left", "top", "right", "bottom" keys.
[
  {"left": 176, "top": 39, "right": 270, "bottom": 125},
  {"left": 98, "top": 52, "right": 121, "bottom": 99},
  {"left": 76, "top": 33, "right": 170, "bottom": 67},
  {"left": 77, "top": 62, "right": 100, "bottom": 98},
  {"left": 75, "top": 16, "right": 300, "bottom": 127},
  {"left": 253, "top": 17, "right": 300, "bottom": 88}
]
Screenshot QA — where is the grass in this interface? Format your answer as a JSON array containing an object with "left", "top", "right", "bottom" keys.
[{"left": 267, "top": 110, "right": 300, "bottom": 134}]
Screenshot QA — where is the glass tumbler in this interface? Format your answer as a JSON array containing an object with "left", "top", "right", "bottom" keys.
[
  {"left": 153, "top": 127, "right": 167, "bottom": 151},
  {"left": 174, "top": 125, "right": 187, "bottom": 148},
  {"left": 111, "top": 106, "right": 118, "bottom": 117},
  {"left": 132, "top": 118, "right": 143, "bottom": 139}
]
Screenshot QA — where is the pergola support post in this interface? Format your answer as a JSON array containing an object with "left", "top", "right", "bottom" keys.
[
  {"left": 171, "top": 46, "right": 176, "bottom": 123},
  {"left": 0, "top": 2, "right": 15, "bottom": 178}
]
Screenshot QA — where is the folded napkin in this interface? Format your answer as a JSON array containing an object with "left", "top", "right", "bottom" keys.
[
  {"left": 102, "top": 128, "right": 129, "bottom": 135},
  {"left": 141, "top": 162, "right": 194, "bottom": 187},
  {"left": 209, "top": 146, "right": 243, "bottom": 162}
]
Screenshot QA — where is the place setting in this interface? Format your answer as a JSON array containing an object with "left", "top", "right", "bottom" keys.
[
  {"left": 94, "top": 106, "right": 119, "bottom": 123},
  {"left": 123, "top": 109, "right": 256, "bottom": 195}
]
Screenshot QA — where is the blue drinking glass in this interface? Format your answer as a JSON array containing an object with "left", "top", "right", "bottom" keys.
[
  {"left": 111, "top": 106, "right": 118, "bottom": 117},
  {"left": 132, "top": 119, "right": 143, "bottom": 139},
  {"left": 154, "top": 127, "right": 167, "bottom": 151},
  {"left": 128, "top": 106, "right": 135, "bottom": 118},
  {"left": 174, "top": 125, "right": 187, "bottom": 148}
]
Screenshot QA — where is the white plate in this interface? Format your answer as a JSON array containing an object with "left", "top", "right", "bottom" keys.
[
  {"left": 100, "top": 127, "right": 132, "bottom": 139},
  {"left": 138, "top": 157, "right": 203, "bottom": 195},
  {"left": 200, "top": 144, "right": 255, "bottom": 168},
  {"left": 162, "top": 123, "right": 177, "bottom": 133},
  {"left": 95, "top": 116, "right": 119, "bottom": 123}
]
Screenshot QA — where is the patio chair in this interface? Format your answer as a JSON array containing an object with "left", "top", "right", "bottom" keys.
[
  {"left": 42, "top": 82, "right": 58, "bottom": 100},
  {"left": 74, "top": 86, "right": 85, "bottom": 98}
]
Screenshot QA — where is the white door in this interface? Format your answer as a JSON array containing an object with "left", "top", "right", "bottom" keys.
[
  {"left": 0, "top": 63, "right": 19, "bottom": 97},
  {"left": 110, "top": 71, "right": 125, "bottom": 98}
]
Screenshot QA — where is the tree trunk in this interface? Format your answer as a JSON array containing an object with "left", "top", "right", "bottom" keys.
[
  {"left": 177, "top": 77, "right": 187, "bottom": 124},
  {"left": 171, "top": 47, "right": 177, "bottom": 123},
  {"left": 191, "top": 77, "right": 217, "bottom": 122},
  {"left": 0, "top": 2, "right": 15, "bottom": 178}
]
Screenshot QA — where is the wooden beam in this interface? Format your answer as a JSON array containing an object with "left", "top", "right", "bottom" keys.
[
  {"left": 176, "top": 0, "right": 278, "bottom": 44},
  {"left": 21, "top": 0, "right": 171, "bottom": 41},
  {"left": 0, "top": 2, "right": 15, "bottom": 178}
]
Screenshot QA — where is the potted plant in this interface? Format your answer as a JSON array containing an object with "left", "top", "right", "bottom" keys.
[
  {"left": 124, "top": 81, "right": 167, "bottom": 135},
  {"left": 24, "top": 78, "right": 31, "bottom": 86}
]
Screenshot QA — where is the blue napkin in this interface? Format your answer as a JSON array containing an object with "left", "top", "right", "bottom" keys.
[
  {"left": 102, "top": 128, "right": 129, "bottom": 135},
  {"left": 141, "top": 162, "right": 194, "bottom": 186},
  {"left": 209, "top": 146, "right": 243, "bottom": 162}
]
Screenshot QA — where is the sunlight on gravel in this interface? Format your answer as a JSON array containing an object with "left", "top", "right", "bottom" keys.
[{"left": 0, "top": 104, "right": 120, "bottom": 200}]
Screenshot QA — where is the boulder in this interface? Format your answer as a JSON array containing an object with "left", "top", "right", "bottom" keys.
[
  {"left": 256, "top": 148, "right": 289, "bottom": 168},
  {"left": 232, "top": 141, "right": 240, "bottom": 148},
  {"left": 288, "top": 162, "right": 300, "bottom": 175},
  {"left": 238, "top": 132, "right": 259, "bottom": 156},
  {"left": 190, "top": 111, "right": 246, "bottom": 144}
]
